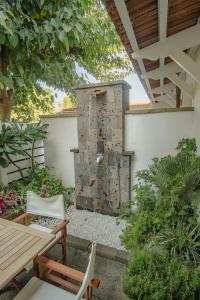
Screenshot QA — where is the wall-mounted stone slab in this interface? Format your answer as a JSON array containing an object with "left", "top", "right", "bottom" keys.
[{"left": 72, "top": 81, "right": 132, "bottom": 215}]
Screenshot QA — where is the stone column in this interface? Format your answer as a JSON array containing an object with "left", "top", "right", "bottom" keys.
[{"left": 72, "top": 81, "right": 133, "bottom": 215}]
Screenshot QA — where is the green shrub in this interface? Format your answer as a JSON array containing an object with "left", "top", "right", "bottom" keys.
[
  {"left": 2, "top": 165, "right": 74, "bottom": 209},
  {"left": 124, "top": 250, "right": 200, "bottom": 300},
  {"left": 122, "top": 138, "right": 200, "bottom": 299}
]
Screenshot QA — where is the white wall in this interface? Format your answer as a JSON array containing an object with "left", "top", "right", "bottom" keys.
[
  {"left": 42, "top": 110, "right": 199, "bottom": 191},
  {"left": 42, "top": 116, "right": 78, "bottom": 187},
  {"left": 191, "top": 48, "right": 200, "bottom": 149},
  {"left": 125, "top": 111, "right": 197, "bottom": 186}
]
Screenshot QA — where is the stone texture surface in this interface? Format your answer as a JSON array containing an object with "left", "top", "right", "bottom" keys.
[{"left": 74, "top": 82, "right": 132, "bottom": 215}]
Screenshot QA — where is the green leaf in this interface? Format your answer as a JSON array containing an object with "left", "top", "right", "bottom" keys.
[
  {"left": 58, "top": 31, "right": 65, "bottom": 42},
  {"left": 8, "top": 34, "right": 19, "bottom": 48},
  {"left": 0, "top": 157, "right": 9, "bottom": 168},
  {"left": 0, "top": 12, "right": 13, "bottom": 35},
  {"left": 3, "top": 144, "right": 14, "bottom": 154},
  {"left": 16, "top": 77, "right": 25, "bottom": 87},
  {"left": 63, "top": 35, "right": 69, "bottom": 52},
  {"left": 0, "top": 33, "right": 5, "bottom": 44},
  {"left": 63, "top": 24, "right": 72, "bottom": 33},
  {"left": 0, "top": 74, "right": 13, "bottom": 88}
]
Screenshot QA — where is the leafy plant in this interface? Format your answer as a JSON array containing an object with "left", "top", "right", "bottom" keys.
[
  {"left": 7, "top": 165, "right": 74, "bottom": 199},
  {"left": 11, "top": 85, "right": 55, "bottom": 123},
  {"left": 0, "top": 123, "right": 27, "bottom": 177},
  {"left": 0, "top": 0, "right": 132, "bottom": 121},
  {"left": 0, "top": 122, "right": 48, "bottom": 179},
  {"left": 19, "top": 122, "right": 49, "bottom": 171},
  {"left": 124, "top": 250, "right": 200, "bottom": 300},
  {"left": 122, "top": 138, "right": 200, "bottom": 299},
  {"left": 153, "top": 222, "right": 200, "bottom": 266},
  {"left": 1, "top": 165, "right": 74, "bottom": 214}
]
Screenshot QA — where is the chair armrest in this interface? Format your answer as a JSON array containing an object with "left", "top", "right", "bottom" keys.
[
  {"left": 37, "top": 255, "right": 84, "bottom": 282},
  {"left": 52, "top": 219, "right": 69, "bottom": 234},
  {"left": 13, "top": 212, "right": 30, "bottom": 225}
]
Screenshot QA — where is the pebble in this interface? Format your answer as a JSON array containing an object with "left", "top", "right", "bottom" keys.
[{"left": 35, "top": 205, "right": 127, "bottom": 250}]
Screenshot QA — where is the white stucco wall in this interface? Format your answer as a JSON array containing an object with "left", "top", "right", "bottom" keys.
[
  {"left": 125, "top": 111, "right": 196, "bottom": 186},
  {"left": 191, "top": 48, "right": 200, "bottom": 150},
  {"left": 42, "top": 116, "right": 78, "bottom": 187},
  {"left": 42, "top": 110, "right": 198, "bottom": 190}
]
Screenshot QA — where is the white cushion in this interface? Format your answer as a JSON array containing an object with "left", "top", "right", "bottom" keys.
[
  {"left": 25, "top": 224, "right": 62, "bottom": 272},
  {"left": 27, "top": 191, "right": 65, "bottom": 220},
  {"left": 13, "top": 277, "right": 83, "bottom": 300}
]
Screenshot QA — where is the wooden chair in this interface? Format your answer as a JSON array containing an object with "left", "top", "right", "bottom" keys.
[
  {"left": 13, "top": 191, "right": 69, "bottom": 268},
  {"left": 13, "top": 243, "right": 100, "bottom": 300}
]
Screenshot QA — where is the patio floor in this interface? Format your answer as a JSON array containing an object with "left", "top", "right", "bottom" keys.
[
  {"left": 0, "top": 239, "right": 129, "bottom": 300},
  {"left": 35, "top": 206, "right": 127, "bottom": 250}
]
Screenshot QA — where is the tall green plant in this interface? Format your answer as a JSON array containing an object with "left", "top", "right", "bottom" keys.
[{"left": 122, "top": 138, "right": 200, "bottom": 300}]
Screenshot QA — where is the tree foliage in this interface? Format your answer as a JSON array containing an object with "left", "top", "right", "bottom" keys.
[
  {"left": 11, "top": 84, "right": 55, "bottom": 122},
  {"left": 0, "top": 0, "right": 131, "bottom": 120},
  {"left": 122, "top": 138, "right": 200, "bottom": 299},
  {"left": 62, "top": 94, "right": 76, "bottom": 109}
]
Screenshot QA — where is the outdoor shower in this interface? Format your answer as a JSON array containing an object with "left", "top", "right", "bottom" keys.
[
  {"left": 96, "top": 153, "right": 104, "bottom": 164},
  {"left": 71, "top": 81, "right": 134, "bottom": 215}
]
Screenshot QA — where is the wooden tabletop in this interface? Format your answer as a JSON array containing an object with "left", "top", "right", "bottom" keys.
[{"left": 0, "top": 218, "right": 55, "bottom": 289}]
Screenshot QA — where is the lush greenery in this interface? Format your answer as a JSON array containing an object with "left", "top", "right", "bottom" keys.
[
  {"left": 0, "top": 0, "right": 131, "bottom": 121},
  {"left": 62, "top": 94, "right": 76, "bottom": 110},
  {"left": 1, "top": 165, "right": 74, "bottom": 215},
  {"left": 12, "top": 85, "right": 55, "bottom": 122},
  {"left": 4, "top": 165, "right": 74, "bottom": 199},
  {"left": 122, "top": 138, "right": 200, "bottom": 300},
  {"left": 0, "top": 122, "right": 48, "bottom": 178}
]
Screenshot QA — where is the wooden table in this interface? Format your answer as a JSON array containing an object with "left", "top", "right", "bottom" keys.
[{"left": 0, "top": 218, "right": 55, "bottom": 289}]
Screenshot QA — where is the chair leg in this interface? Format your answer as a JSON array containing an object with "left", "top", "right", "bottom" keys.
[
  {"left": 85, "top": 286, "right": 93, "bottom": 300},
  {"left": 11, "top": 268, "right": 26, "bottom": 291},
  {"left": 11, "top": 279, "right": 22, "bottom": 291},
  {"left": 33, "top": 258, "right": 39, "bottom": 277},
  {"left": 61, "top": 234, "right": 67, "bottom": 265}
]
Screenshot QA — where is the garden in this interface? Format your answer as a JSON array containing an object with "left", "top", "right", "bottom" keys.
[
  {"left": 0, "top": 1, "right": 200, "bottom": 300},
  {"left": 121, "top": 138, "right": 200, "bottom": 299},
  {"left": 0, "top": 122, "right": 73, "bottom": 219}
]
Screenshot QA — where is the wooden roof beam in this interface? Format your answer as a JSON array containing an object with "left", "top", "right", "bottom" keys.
[
  {"left": 170, "top": 50, "right": 200, "bottom": 83},
  {"left": 158, "top": 0, "right": 168, "bottom": 94},
  {"left": 154, "top": 95, "right": 175, "bottom": 107},
  {"left": 152, "top": 83, "right": 177, "bottom": 104},
  {"left": 113, "top": 0, "right": 154, "bottom": 100},
  {"left": 152, "top": 83, "right": 176, "bottom": 95},
  {"left": 142, "top": 63, "right": 194, "bottom": 98},
  {"left": 167, "top": 73, "right": 194, "bottom": 98},
  {"left": 142, "top": 62, "right": 182, "bottom": 80},
  {"left": 132, "top": 24, "right": 200, "bottom": 60},
  {"left": 132, "top": 24, "right": 200, "bottom": 84}
]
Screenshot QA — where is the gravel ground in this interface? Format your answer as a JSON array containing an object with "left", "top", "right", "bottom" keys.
[{"left": 35, "top": 205, "right": 127, "bottom": 250}]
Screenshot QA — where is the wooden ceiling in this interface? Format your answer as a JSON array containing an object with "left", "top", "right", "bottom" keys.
[{"left": 103, "top": 0, "right": 200, "bottom": 101}]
